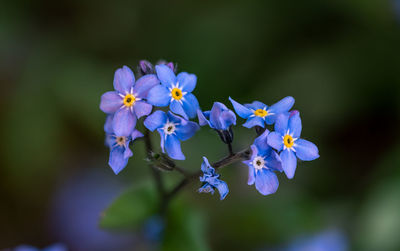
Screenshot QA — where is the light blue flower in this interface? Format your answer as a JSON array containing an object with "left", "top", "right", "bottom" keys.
[
  {"left": 100, "top": 65, "right": 159, "bottom": 136},
  {"left": 147, "top": 64, "right": 200, "bottom": 119},
  {"left": 143, "top": 111, "right": 199, "bottom": 160},
  {"left": 197, "top": 102, "right": 236, "bottom": 130},
  {"left": 229, "top": 96, "right": 295, "bottom": 128},
  {"left": 105, "top": 115, "right": 144, "bottom": 174},
  {"left": 198, "top": 157, "right": 229, "bottom": 200},
  {"left": 267, "top": 111, "right": 319, "bottom": 179},
  {"left": 243, "top": 129, "right": 283, "bottom": 195}
]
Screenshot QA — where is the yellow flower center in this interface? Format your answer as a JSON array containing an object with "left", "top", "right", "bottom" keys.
[
  {"left": 254, "top": 109, "right": 268, "bottom": 117},
  {"left": 171, "top": 88, "right": 183, "bottom": 100},
  {"left": 283, "top": 134, "right": 294, "bottom": 148},
  {"left": 123, "top": 94, "right": 136, "bottom": 107}
]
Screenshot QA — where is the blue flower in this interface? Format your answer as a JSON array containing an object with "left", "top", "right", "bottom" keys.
[
  {"left": 267, "top": 111, "right": 319, "bottom": 179},
  {"left": 197, "top": 102, "right": 236, "bottom": 130},
  {"left": 243, "top": 129, "right": 283, "bottom": 195},
  {"left": 198, "top": 157, "right": 229, "bottom": 200},
  {"left": 229, "top": 96, "right": 295, "bottom": 128},
  {"left": 144, "top": 111, "right": 200, "bottom": 160},
  {"left": 147, "top": 64, "right": 200, "bottom": 119},
  {"left": 105, "top": 115, "right": 144, "bottom": 174},
  {"left": 100, "top": 65, "right": 159, "bottom": 136}
]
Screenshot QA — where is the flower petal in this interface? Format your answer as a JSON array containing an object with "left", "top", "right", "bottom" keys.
[
  {"left": 219, "top": 110, "right": 236, "bottom": 130},
  {"left": 182, "top": 93, "right": 200, "bottom": 119},
  {"left": 295, "top": 139, "right": 319, "bottom": 161},
  {"left": 133, "top": 74, "right": 160, "bottom": 98},
  {"left": 254, "top": 129, "right": 270, "bottom": 155},
  {"left": 157, "top": 128, "right": 166, "bottom": 153},
  {"left": 113, "top": 66, "right": 135, "bottom": 94},
  {"left": 244, "top": 101, "right": 266, "bottom": 110},
  {"left": 131, "top": 129, "right": 144, "bottom": 141},
  {"left": 255, "top": 169, "right": 279, "bottom": 195},
  {"left": 267, "top": 131, "right": 284, "bottom": 151},
  {"left": 176, "top": 121, "right": 199, "bottom": 141},
  {"left": 198, "top": 183, "right": 215, "bottom": 195},
  {"left": 170, "top": 100, "right": 188, "bottom": 119},
  {"left": 266, "top": 150, "right": 283, "bottom": 172},
  {"left": 165, "top": 135, "right": 185, "bottom": 160},
  {"left": 147, "top": 85, "right": 171, "bottom": 107},
  {"left": 274, "top": 113, "right": 289, "bottom": 135},
  {"left": 124, "top": 144, "right": 133, "bottom": 159},
  {"left": 288, "top": 110, "right": 302, "bottom": 138},
  {"left": 247, "top": 166, "right": 256, "bottom": 185},
  {"left": 215, "top": 180, "right": 229, "bottom": 200},
  {"left": 280, "top": 149, "right": 297, "bottom": 179},
  {"left": 100, "top": 91, "right": 123, "bottom": 114},
  {"left": 109, "top": 146, "right": 129, "bottom": 174},
  {"left": 243, "top": 117, "right": 265, "bottom": 128},
  {"left": 134, "top": 101, "right": 153, "bottom": 118},
  {"left": 104, "top": 115, "right": 114, "bottom": 134},
  {"left": 229, "top": 97, "right": 253, "bottom": 118},
  {"left": 112, "top": 108, "right": 137, "bottom": 137},
  {"left": 197, "top": 110, "right": 211, "bottom": 127},
  {"left": 201, "top": 156, "right": 214, "bottom": 174},
  {"left": 144, "top": 110, "right": 167, "bottom": 131},
  {"left": 269, "top": 96, "right": 295, "bottom": 114},
  {"left": 155, "top": 64, "right": 176, "bottom": 88},
  {"left": 177, "top": 72, "right": 197, "bottom": 92}
]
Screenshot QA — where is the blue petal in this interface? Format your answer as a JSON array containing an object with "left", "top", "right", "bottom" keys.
[
  {"left": 182, "top": 93, "right": 200, "bottom": 119},
  {"left": 219, "top": 110, "right": 236, "bottom": 130},
  {"left": 170, "top": 100, "right": 188, "bottom": 119},
  {"left": 243, "top": 116, "right": 265, "bottom": 128},
  {"left": 280, "top": 149, "right": 297, "bottom": 179},
  {"left": 229, "top": 97, "right": 253, "bottom": 118},
  {"left": 100, "top": 91, "right": 123, "bottom": 114},
  {"left": 155, "top": 64, "right": 176, "bottom": 88},
  {"left": 109, "top": 146, "right": 129, "bottom": 174},
  {"left": 176, "top": 121, "right": 199, "bottom": 141},
  {"left": 247, "top": 165, "right": 256, "bottom": 185},
  {"left": 215, "top": 180, "right": 229, "bottom": 200},
  {"left": 104, "top": 115, "right": 114, "bottom": 134},
  {"left": 244, "top": 101, "right": 267, "bottom": 110},
  {"left": 264, "top": 114, "right": 277, "bottom": 125},
  {"left": 201, "top": 156, "right": 214, "bottom": 174},
  {"left": 254, "top": 129, "right": 271, "bottom": 155},
  {"left": 267, "top": 131, "right": 284, "bottom": 151},
  {"left": 131, "top": 129, "right": 144, "bottom": 141},
  {"left": 134, "top": 101, "right": 153, "bottom": 118},
  {"left": 112, "top": 108, "right": 137, "bottom": 136},
  {"left": 165, "top": 135, "right": 185, "bottom": 160},
  {"left": 209, "top": 102, "right": 224, "bottom": 129},
  {"left": 268, "top": 96, "right": 295, "bottom": 114},
  {"left": 197, "top": 110, "right": 211, "bottom": 127},
  {"left": 288, "top": 110, "right": 302, "bottom": 138},
  {"left": 105, "top": 134, "right": 114, "bottom": 148},
  {"left": 113, "top": 66, "right": 135, "bottom": 94},
  {"left": 177, "top": 72, "right": 197, "bottom": 92},
  {"left": 167, "top": 111, "right": 184, "bottom": 124},
  {"left": 133, "top": 74, "right": 160, "bottom": 99},
  {"left": 157, "top": 128, "right": 166, "bottom": 153},
  {"left": 255, "top": 169, "right": 279, "bottom": 195},
  {"left": 147, "top": 85, "right": 171, "bottom": 107},
  {"left": 198, "top": 183, "right": 215, "bottom": 195},
  {"left": 144, "top": 110, "right": 167, "bottom": 131},
  {"left": 274, "top": 113, "right": 289, "bottom": 135},
  {"left": 265, "top": 150, "right": 283, "bottom": 172},
  {"left": 295, "top": 139, "right": 319, "bottom": 161},
  {"left": 124, "top": 143, "right": 133, "bottom": 159}
]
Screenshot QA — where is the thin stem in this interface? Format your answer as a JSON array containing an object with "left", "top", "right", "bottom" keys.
[{"left": 227, "top": 142, "right": 234, "bottom": 156}]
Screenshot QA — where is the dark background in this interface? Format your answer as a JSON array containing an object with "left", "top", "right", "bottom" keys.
[{"left": 1, "top": 0, "right": 400, "bottom": 250}]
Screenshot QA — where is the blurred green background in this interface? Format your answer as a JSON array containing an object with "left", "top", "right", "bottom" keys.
[{"left": 1, "top": 0, "right": 400, "bottom": 250}]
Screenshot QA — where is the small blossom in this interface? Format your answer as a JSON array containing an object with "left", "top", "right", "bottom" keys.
[
  {"left": 100, "top": 65, "right": 159, "bottom": 136},
  {"left": 267, "top": 111, "right": 319, "bottom": 179},
  {"left": 243, "top": 129, "right": 283, "bottom": 195},
  {"left": 229, "top": 96, "right": 295, "bottom": 128},
  {"left": 143, "top": 111, "right": 199, "bottom": 160},
  {"left": 198, "top": 157, "right": 229, "bottom": 200},
  {"left": 147, "top": 64, "right": 200, "bottom": 119},
  {"left": 105, "top": 115, "right": 144, "bottom": 174}
]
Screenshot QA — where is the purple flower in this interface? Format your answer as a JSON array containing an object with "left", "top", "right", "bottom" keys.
[
  {"left": 147, "top": 64, "right": 200, "bottom": 119},
  {"left": 143, "top": 111, "right": 200, "bottom": 160},
  {"left": 197, "top": 102, "right": 236, "bottom": 130},
  {"left": 100, "top": 65, "right": 159, "bottom": 136},
  {"left": 198, "top": 157, "right": 229, "bottom": 200},
  {"left": 229, "top": 96, "right": 295, "bottom": 128},
  {"left": 267, "top": 111, "right": 319, "bottom": 179},
  {"left": 14, "top": 244, "right": 67, "bottom": 251},
  {"left": 105, "top": 115, "right": 144, "bottom": 174},
  {"left": 243, "top": 129, "right": 283, "bottom": 195}
]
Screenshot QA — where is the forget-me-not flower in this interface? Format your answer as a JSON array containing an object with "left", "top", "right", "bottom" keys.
[
  {"left": 267, "top": 111, "right": 319, "bottom": 179},
  {"left": 147, "top": 64, "right": 200, "bottom": 119},
  {"left": 198, "top": 157, "right": 229, "bottom": 200},
  {"left": 143, "top": 111, "right": 199, "bottom": 160},
  {"left": 243, "top": 129, "right": 283, "bottom": 195},
  {"left": 104, "top": 115, "right": 144, "bottom": 174},
  {"left": 100, "top": 66, "right": 159, "bottom": 136},
  {"left": 229, "top": 96, "right": 295, "bottom": 128}
]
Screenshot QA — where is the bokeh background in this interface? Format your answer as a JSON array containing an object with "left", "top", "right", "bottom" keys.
[{"left": 1, "top": 0, "right": 400, "bottom": 250}]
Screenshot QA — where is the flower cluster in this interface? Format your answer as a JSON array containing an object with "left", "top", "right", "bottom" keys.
[{"left": 100, "top": 60, "right": 319, "bottom": 200}]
